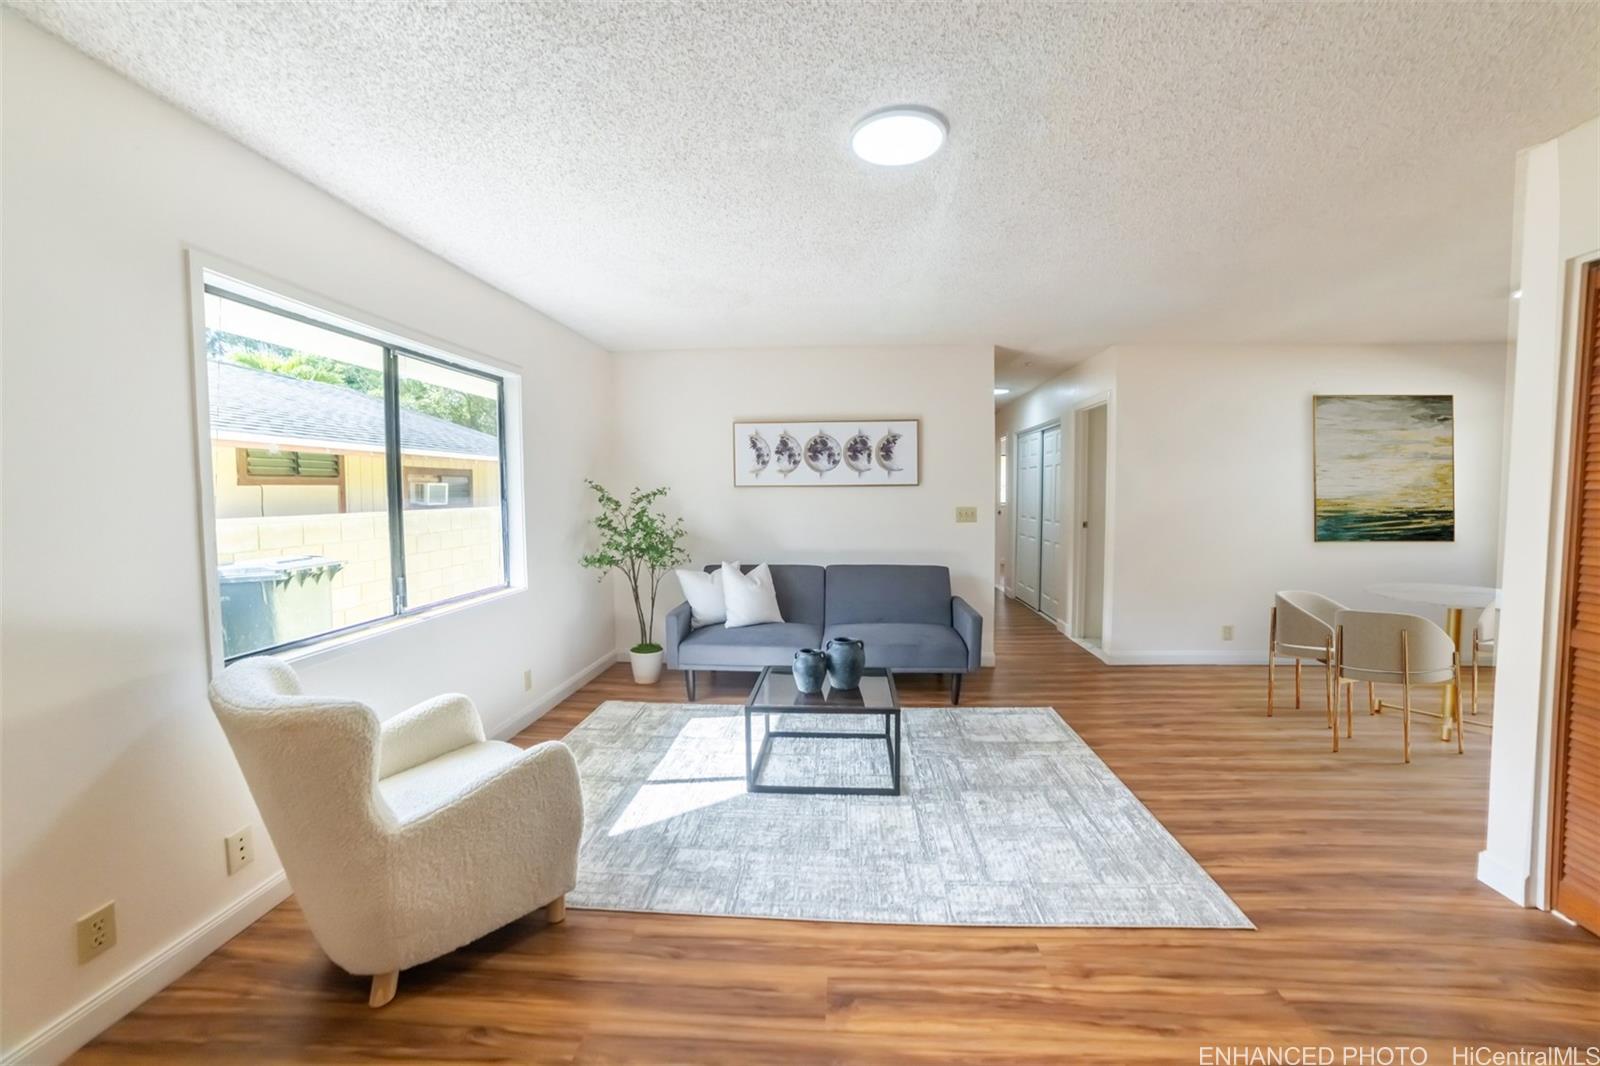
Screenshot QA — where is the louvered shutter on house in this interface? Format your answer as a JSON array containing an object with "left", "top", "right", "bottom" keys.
[{"left": 244, "top": 449, "right": 340, "bottom": 479}]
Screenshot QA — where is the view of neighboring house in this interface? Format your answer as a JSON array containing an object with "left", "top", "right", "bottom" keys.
[{"left": 209, "top": 359, "right": 505, "bottom": 652}]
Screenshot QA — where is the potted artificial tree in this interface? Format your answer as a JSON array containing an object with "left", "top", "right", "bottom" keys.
[{"left": 580, "top": 480, "right": 688, "bottom": 684}]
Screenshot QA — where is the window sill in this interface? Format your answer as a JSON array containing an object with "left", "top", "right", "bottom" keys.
[{"left": 267, "top": 585, "right": 526, "bottom": 668}]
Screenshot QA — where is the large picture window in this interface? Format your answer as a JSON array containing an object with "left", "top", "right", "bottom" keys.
[{"left": 202, "top": 278, "right": 509, "bottom": 661}]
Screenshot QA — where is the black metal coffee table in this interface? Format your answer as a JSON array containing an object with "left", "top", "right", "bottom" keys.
[{"left": 744, "top": 666, "right": 901, "bottom": 796}]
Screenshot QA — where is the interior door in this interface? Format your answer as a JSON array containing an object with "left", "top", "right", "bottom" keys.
[
  {"left": 1551, "top": 260, "right": 1600, "bottom": 937},
  {"left": 1014, "top": 428, "right": 1042, "bottom": 611},
  {"left": 1079, "top": 405, "right": 1108, "bottom": 642},
  {"left": 1039, "top": 425, "right": 1064, "bottom": 621}
]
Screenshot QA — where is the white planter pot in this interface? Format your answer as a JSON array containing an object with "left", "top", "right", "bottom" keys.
[{"left": 629, "top": 648, "right": 664, "bottom": 685}]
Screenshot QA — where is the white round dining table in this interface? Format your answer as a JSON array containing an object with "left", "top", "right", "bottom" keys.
[
  {"left": 1367, "top": 582, "right": 1499, "bottom": 740},
  {"left": 1366, "top": 582, "right": 1499, "bottom": 613}
]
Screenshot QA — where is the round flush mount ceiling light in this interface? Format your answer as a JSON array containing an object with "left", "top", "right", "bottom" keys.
[
  {"left": 851, "top": 106, "right": 947, "bottom": 166},
  {"left": 993, "top": 388, "right": 1011, "bottom": 396}
]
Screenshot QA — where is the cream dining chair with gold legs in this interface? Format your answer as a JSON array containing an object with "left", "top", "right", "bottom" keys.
[
  {"left": 1267, "top": 591, "right": 1344, "bottom": 724},
  {"left": 1333, "top": 610, "right": 1463, "bottom": 763},
  {"left": 1471, "top": 604, "right": 1498, "bottom": 717}
]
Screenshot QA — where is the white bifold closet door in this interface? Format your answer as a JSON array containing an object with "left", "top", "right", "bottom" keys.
[
  {"left": 1039, "top": 425, "right": 1064, "bottom": 622},
  {"left": 1014, "top": 428, "right": 1043, "bottom": 611}
]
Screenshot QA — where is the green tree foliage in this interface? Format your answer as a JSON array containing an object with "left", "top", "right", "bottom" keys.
[
  {"left": 397, "top": 377, "right": 497, "bottom": 435},
  {"left": 231, "top": 350, "right": 358, "bottom": 387},
  {"left": 579, "top": 481, "right": 689, "bottom": 652},
  {"left": 208, "top": 330, "right": 498, "bottom": 435}
]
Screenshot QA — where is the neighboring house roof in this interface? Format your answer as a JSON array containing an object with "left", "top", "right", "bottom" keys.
[{"left": 209, "top": 359, "right": 498, "bottom": 460}]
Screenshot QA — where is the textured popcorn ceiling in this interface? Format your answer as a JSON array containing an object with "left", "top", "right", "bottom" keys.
[{"left": 10, "top": 1, "right": 1598, "bottom": 359}]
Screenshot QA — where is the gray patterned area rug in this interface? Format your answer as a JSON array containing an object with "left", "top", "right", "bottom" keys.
[{"left": 563, "top": 701, "right": 1250, "bottom": 928}]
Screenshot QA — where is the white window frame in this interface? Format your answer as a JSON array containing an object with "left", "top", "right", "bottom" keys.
[{"left": 186, "top": 250, "right": 527, "bottom": 675}]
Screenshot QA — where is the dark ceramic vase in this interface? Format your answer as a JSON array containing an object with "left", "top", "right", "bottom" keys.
[
  {"left": 792, "top": 648, "right": 827, "bottom": 694},
  {"left": 824, "top": 637, "right": 865, "bottom": 690}
]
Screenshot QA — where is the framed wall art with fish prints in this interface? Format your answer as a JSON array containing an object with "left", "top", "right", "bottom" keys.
[{"left": 732, "top": 419, "right": 920, "bottom": 487}]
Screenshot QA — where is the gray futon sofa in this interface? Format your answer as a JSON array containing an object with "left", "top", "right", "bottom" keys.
[{"left": 663, "top": 564, "right": 983, "bottom": 703}]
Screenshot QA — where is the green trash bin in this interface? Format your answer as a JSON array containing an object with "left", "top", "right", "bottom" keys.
[{"left": 218, "top": 555, "right": 346, "bottom": 659}]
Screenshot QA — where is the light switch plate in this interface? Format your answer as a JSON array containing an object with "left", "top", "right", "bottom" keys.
[{"left": 955, "top": 506, "right": 978, "bottom": 524}]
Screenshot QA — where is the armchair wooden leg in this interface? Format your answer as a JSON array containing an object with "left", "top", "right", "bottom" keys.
[
  {"left": 1294, "top": 658, "right": 1303, "bottom": 709},
  {"left": 950, "top": 673, "right": 963, "bottom": 705},
  {"left": 547, "top": 895, "right": 566, "bottom": 924},
  {"left": 369, "top": 971, "right": 398, "bottom": 1008}
]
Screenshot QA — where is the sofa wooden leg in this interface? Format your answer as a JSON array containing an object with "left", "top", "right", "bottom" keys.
[
  {"left": 369, "top": 970, "right": 398, "bottom": 1008},
  {"left": 684, "top": 670, "right": 695, "bottom": 701},
  {"left": 546, "top": 894, "right": 566, "bottom": 924},
  {"left": 950, "top": 673, "right": 963, "bottom": 705}
]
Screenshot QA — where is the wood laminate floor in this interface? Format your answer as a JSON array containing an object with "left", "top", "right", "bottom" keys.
[{"left": 75, "top": 596, "right": 1596, "bottom": 1064}]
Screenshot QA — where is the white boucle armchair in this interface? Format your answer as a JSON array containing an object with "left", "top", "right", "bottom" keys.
[{"left": 208, "top": 657, "right": 583, "bottom": 1007}]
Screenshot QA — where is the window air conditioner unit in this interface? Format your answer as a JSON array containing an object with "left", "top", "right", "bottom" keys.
[{"left": 411, "top": 482, "right": 449, "bottom": 506}]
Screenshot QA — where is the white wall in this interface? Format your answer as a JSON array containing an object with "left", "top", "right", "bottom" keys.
[
  {"left": 998, "top": 345, "right": 1507, "bottom": 664},
  {"left": 1112, "top": 344, "right": 1506, "bottom": 662},
  {"left": 1481, "top": 117, "right": 1600, "bottom": 907},
  {"left": 611, "top": 346, "right": 996, "bottom": 662},
  {"left": 0, "top": 16, "right": 615, "bottom": 1062}
]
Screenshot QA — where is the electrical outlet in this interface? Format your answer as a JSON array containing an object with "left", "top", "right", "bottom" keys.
[
  {"left": 225, "top": 826, "right": 254, "bottom": 875},
  {"left": 76, "top": 902, "right": 116, "bottom": 963},
  {"left": 1221, "top": 625, "right": 1235, "bottom": 641},
  {"left": 955, "top": 506, "right": 978, "bottom": 523},
  {"left": 523, "top": 669, "right": 533, "bottom": 692}
]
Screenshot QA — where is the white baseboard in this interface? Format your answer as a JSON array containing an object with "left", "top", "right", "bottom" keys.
[
  {"left": 1100, "top": 649, "right": 1269, "bottom": 666},
  {"left": 1069, "top": 637, "right": 1112, "bottom": 664},
  {"left": 495, "top": 647, "right": 620, "bottom": 740},
  {"left": 2, "top": 873, "right": 291, "bottom": 1066},
  {"left": 1476, "top": 849, "right": 1532, "bottom": 907}
]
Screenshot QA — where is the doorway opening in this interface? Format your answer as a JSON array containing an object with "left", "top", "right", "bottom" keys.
[{"left": 1074, "top": 401, "right": 1109, "bottom": 646}]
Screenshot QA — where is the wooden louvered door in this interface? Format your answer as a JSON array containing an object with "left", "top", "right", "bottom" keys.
[{"left": 1552, "top": 260, "right": 1600, "bottom": 936}]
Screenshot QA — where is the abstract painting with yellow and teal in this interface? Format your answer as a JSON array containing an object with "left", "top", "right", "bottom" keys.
[{"left": 1313, "top": 395, "right": 1454, "bottom": 542}]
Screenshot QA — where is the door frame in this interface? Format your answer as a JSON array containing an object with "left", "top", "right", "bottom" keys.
[
  {"left": 1011, "top": 419, "right": 1058, "bottom": 618},
  {"left": 1071, "top": 392, "right": 1114, "bottom": 646},
  {"left": 996, "top": 432, "right": 1010, "bottom": 595}
]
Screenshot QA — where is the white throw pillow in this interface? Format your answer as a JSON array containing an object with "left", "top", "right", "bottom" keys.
[
  {"left": 721, "top": 563, "right": 785, "bottom": 628},
  {"left": 675, "top": 566, "right": 729, "bottom": 629}
]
